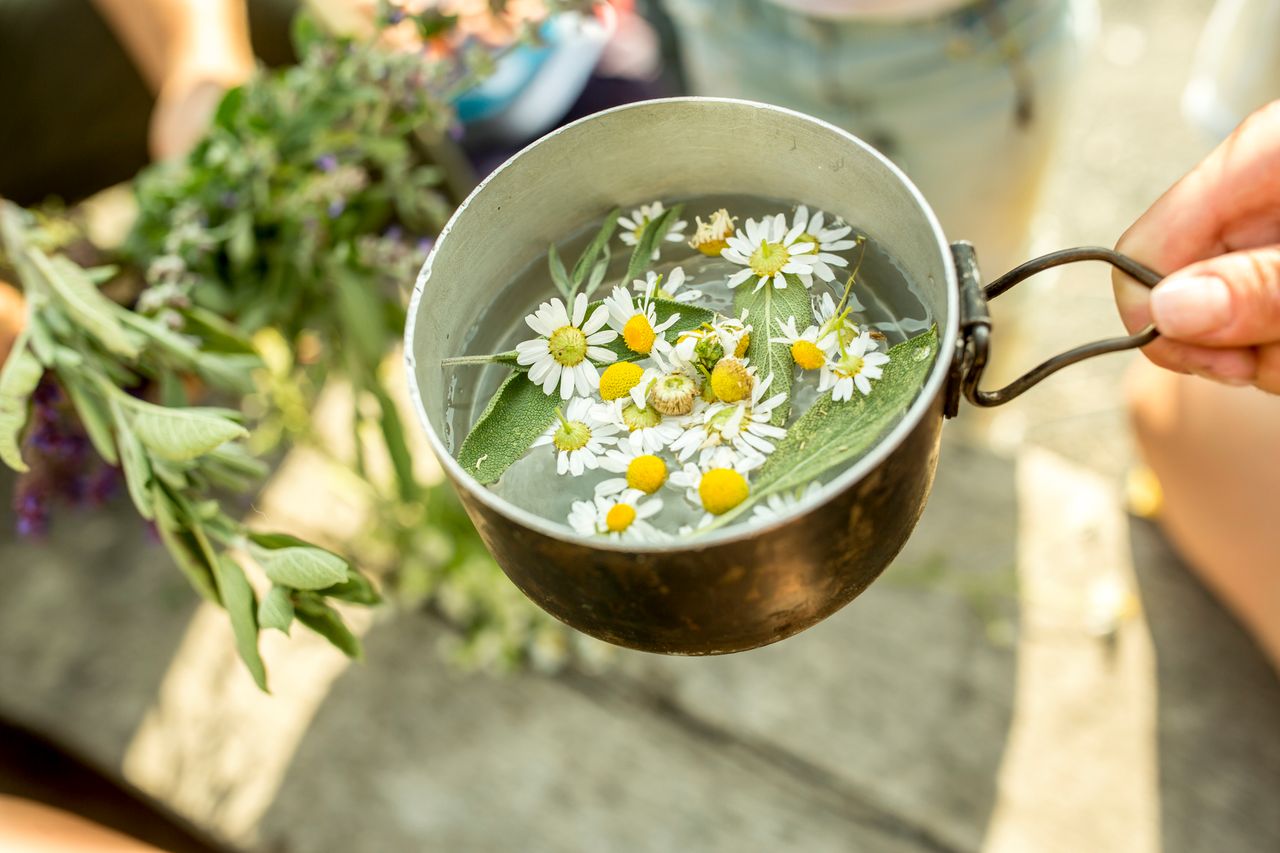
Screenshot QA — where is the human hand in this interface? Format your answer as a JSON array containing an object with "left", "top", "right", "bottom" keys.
[
  {"left": 149, "top": 60, "right": 249, "bottom": 160},
  {"left": 0, "top": 281, "right": 23, "bottom": 367},
  {"left": 1113, "top": 100, "right": 1280, "bottom": 394}
]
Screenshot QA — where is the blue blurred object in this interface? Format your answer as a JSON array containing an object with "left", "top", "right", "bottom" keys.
[{"left": 452, "top": 8, "right": 614, "bottom": 145}]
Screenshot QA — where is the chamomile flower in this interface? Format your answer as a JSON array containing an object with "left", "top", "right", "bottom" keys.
[
  {"left": 531, "top": 397, "right": 619, "bottom": 476},
  {"left": 721, "top": 213, "right": 819, "bottom": 291},
  {"left": 618, "top": 201, "right": 687, "bottom": 260},
  {"left": 819, "top": 332, "right": 891, "bottom": 401},
  {"left": 673, "top": 312, "right": 751, "bottom": 368},
  {"left": 687, "top": 208, "right": 737, "bottom": 257},
  {"left": 790, "top": 205, "right": 858, "bottom": 282},
  {"left": 814, "top": 291, "right": 863, "bottom": 353},
  {"left": 671, "top": 373, "right": 787, "bottom": 464},
  {"left": 669, "top": 454, "right": 764, "bottom": 518},
  {"left": 516, "top": 293, "right": 618, "bottom": 400},
  {"left": 628, "top": 346, "right": 702, "bottom": 417},
  {"left": 568, "top": 489, "right": 664, "bottom": 540},
  {"left": 592, "top": 398, "right": 685, "bottom": 454},
  {"left": 632, "top": 266, "right": 700, "bottom": 304},
  {"left": 750, "top": 482, "right": 823, "bottom": 524},
  {"left": 595, "top": 446, "right": 670, "bottom": 497},
  {"left": 603, "top": 285, "right": 680, "bottom": 356},
  {"left": 771, "top": 316, "right": 831, "bottom": 371}
]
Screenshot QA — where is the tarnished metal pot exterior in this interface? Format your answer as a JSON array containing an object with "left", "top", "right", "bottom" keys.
[{"left": 405, "top": 98, "right": 959, "bottom": 654}]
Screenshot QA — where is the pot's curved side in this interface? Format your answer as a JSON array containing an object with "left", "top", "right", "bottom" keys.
[{"left": 452, "top": 392, "right": 945, "bottom": 655}]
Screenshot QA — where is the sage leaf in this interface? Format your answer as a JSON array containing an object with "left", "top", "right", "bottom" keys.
[
  {"left": 249, "top": 532, "right": 351, "bottom": 590},
  {"left": 60, "top": 374, "right": 118, "bottom": 465},
  {"left": 334, "top": 268, "right": 386, "bottom": 365},
  {"left": 294, "top": 596, "right": 363, "bottom": 660},
  {"left": 547, "top": 243, "right": 572, "bottom": 300},
  {"left": 581, "top": 245, "right": 612, "bottom": 300},
  {"left": 571, "top": 207, "right": 620, "bottom": 292},
  {"left": 456, "top": 371, "right": 558, "bottom": 486},
  {"left": 123, "top": 398, "right": 249, "bottom": 462},
  {"left": 212, "top": 555, "right": 268, "bottom": 691},
  {"left": 0, "top": 336, "right": 42, "bottom": 472},
  {"left": 258, "top": 585, "right": 295, "bottom": 635},
  {"left": 725, "top": 326, "right": 939, "bottom": 526},
  {"left": 733, "top": 276, "right": 815, "bottom": 425},
  {"left": 114, "top": 400, "right": 156, "bottom": 521},
  {"left": 42, "top": 255, "right": 142, "bottom": 358},
  {"left": 319, "top": 571, "right": 382, "bottom": 605},
  {"left": 150, "top": 484, "right": 220, "bottom": 602},
  {"left": 624, "top": 204, "right": 684, "bottom": 284}
]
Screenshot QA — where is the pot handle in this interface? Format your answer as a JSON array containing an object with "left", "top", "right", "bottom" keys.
[{"left": 944, "top": 242, "right": 1163, "bottom": 416}]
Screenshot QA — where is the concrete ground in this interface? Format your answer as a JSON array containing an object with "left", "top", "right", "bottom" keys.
[{"left": 2, "top": 0, "right": 1279, "bottom": 850}]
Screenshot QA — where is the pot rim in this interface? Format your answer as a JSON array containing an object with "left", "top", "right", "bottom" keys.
[{"left": 405, "top": 96, "right": 959, "bottom": 553}]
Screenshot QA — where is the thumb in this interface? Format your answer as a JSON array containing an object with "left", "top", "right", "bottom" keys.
[{"left": 1149, "top": 246, "right": 1280, "bottom": 347}]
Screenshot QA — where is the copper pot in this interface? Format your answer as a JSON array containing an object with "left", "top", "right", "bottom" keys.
[{"left": 404, "top": 98, "right": 1159, "bottom": 654}]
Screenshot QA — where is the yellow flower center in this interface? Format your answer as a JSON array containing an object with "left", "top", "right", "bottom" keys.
[
  {"left": 552, "top": 419, "right": 591, "bottom": 452},
  {"left": 626, "top": 455, "right": 667, "bottom": 493},
  {"left": 710, "top": 358, "right": 753, "bottom": 403},
  {"left": 735, "top": 332, "right": 750, "bottom": 358},
  {"left": 605, "top": 503, "right": 637, "bottom": 533},
  {"left": 599, "top": 362, "right": 644, "bottom": 400},
  {"left": 548, "top": 325, "right": 587, "bottom": 366},
  {"left": 791, "top": 340, "right": 826, "bottom": 370},
  {"left": 622, "top": 314, "right": 657, "bottom": 354},
  {"left": 748, "top": 240, "right": 789, "bottom": 278},
  {"left": 839, "top": 354, "right": 865, "bottom": 377},
  {"left": 699, "top": 469, "right": 750, "bottom": 515}
]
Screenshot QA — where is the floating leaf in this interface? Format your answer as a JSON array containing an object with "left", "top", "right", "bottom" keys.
[
  {"left": 0, "top": 335, "right": 42, "bottom": 472},
  {"left": 547, "top": 243, "right": 572, "bottom": 300},
  {"left": 712, "top": 326, "right": 939, "bottom": 530},
  {"left": 258, "top": 585, "right": 295, "bottom": 635},
  {"left": 624, "top": 204, "right": 684, "bottom": 283},
  {"left": 733, "top": 275, "right": 815, "bottom": 425},
  {"left": 249, "top": 532, "right": 351, "bottom": 590},
  {"left": 571, "top": 208, "right": 620, "bottom": 293},
  {"left": 295, "top": 596, "right": 363, "bottom": 659},
  {"left": 122, "top": 398, "right": 248, "bottom": 462},
  {"left": 456, "top": 371, "right": 558, "bottom": 486},
  {"left": 213, "top": 555, "right": 268, "bottom": 691}
]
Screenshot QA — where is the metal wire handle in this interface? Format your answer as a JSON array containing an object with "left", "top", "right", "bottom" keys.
[{"left": 949, "top": 244, "right": 1163, "bottom": 411}]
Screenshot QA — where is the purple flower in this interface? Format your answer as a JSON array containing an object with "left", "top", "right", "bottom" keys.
[
  {"left": 448, "top": 123, "right": 465, "bottom": 142},
  {"left": 14, "top": 488, "right": 49, "bottom": 538},
  {"left": 316, "top": 154, "right": 339, "bottom": 173},
  {"left": 416, "top": 237, "right": 434, "bottom": 255},
  {"left": 328, "top": 199, "right": 346, "bottom": 219},
  {"left": 386, "top": 8, "right": 406, "bottom": 24},
  {"left": 384, "top": 225, "right": 404, "bottom": 242}
]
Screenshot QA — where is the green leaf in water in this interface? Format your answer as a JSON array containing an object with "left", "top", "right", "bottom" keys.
[
  {"left": 733, "top": 275, "right": 815, "bottom": 425},
  {"left": 547, "top": 242, "right": 571, "bottom": 301},
  {"left": 712, "top": 326, "right": 938, "bottom": 530},
  {"left": 571, "top": 207, "right": 620, "bottom": 294},
  {"left": 624, "top": 204, "right": 684, "bottom": 284},
  {"left": 456, "top": 370, "right": 559, "bottom": 486}
]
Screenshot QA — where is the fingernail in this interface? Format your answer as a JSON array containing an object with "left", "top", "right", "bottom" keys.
[{"left": 1151, "top": 275, "right": 1232, "bottom": 337}]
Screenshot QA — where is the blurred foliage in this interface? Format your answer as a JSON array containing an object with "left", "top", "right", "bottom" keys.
[{"left": 3, "top": 4, "right": 603, "bottom": 683}]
